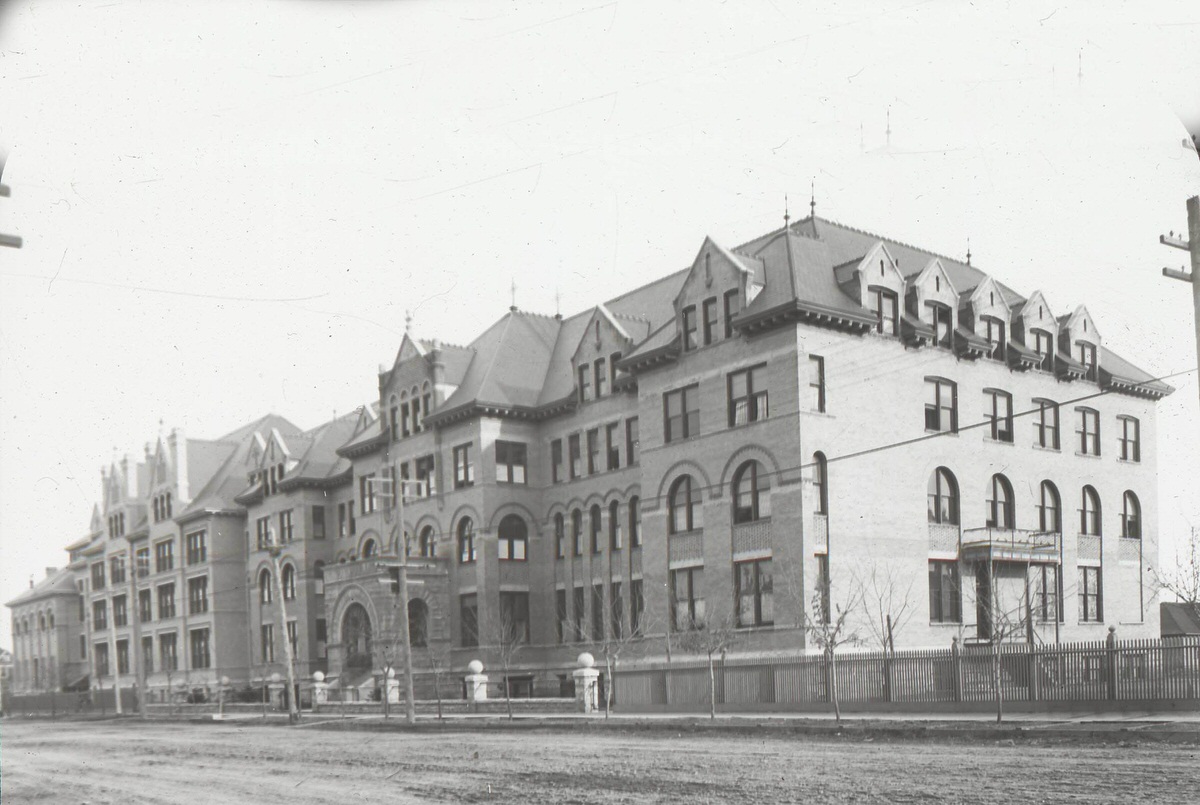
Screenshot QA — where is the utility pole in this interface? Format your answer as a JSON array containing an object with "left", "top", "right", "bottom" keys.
[
  {"left": 1160, "top": 195, "right": 1200, "bottom": 411},
  {"left": 109, "top": 584, "right": 123, "bottom": 715},
  {"left": 127, "top": 551, "right": 147, "bottom": 718},
  {"left": 266, "top": 526, "right": 300, "bottom": 724},
  {"left": 374, "top": 473, "right": 419, "bottom": 725}
]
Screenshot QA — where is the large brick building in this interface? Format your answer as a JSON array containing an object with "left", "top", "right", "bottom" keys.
[{"left": 7, "top": 212, "right": 1171, "bottom": 699}]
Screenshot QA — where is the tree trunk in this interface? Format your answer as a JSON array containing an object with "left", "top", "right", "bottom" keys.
[
  {"left": 829, "top": 649, "right": 841, "bottom": 724},
  {"left": 707, "top": 652, "right": 716, "bottom": 720},
  {"left": 434, "top": 671, "right": 443, "bottom": 721},
  {"left": 603, "top": 653, "right": 613, "bottom": 719},
  {"left": 993, "top": 641, "right": 1003, "bottom": 724}
]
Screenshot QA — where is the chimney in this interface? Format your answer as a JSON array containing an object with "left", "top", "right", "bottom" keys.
[
  {"left": 429, "top": 339, "right": 446, "bottom": 405},
  {"left": 171, "top": 428, "right": 189, "bottom": 503}
]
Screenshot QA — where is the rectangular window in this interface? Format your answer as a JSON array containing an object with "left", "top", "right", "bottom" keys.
[
  {"left": 453, "top": 443, "right": 474, "bottom": 488},
  {"left": 578, "top": 364, "right": 592, "bottom": 402},
  {"left": 411, "top": 396, "right": 423, "bottom": 433},
  {"left": 610, "top": 582, "right": 624, "bottom": 639},
  {"left": 1078, "top": 342, "right": 1097, "bottom": 381},
  {"left": 116, "top": 639, "right": 130, "bottom": 675},
  {"left": 928, "top": 560, "right": 962, "bottom": 623},
  {"left": 735, "top": 559, "right": 774, "bottom": 627},
  {"left": 81, "top": 635, "right": 88, "bottom": 661},
  {"left": 681, "top": 305, "right": 698, "bottom": 351},
  {"left": 1034, "top": 564, "right": 1062, "bottom": 623},
  {"left": 631, "top": 579, "right": 644, "bottom": 634},
  {"left": 141, "top": 636, "right": 154, "bottom": 674},
  {"left": 135, "top": 547, "right": 150, "bottom": 578},
  {"left": 550, "top": 439, "right": 563, "bottom": 483},
  {"left": 256, "top": 517, "right": 271, "bottom": 550},
  {"left": 349, "top": 501, "right": 357, "bottom": 535},
  {"left": 925, "top": 378, "right": 958, "bottom": 433},
  {"left": 499, "top": 592, "right": 531, "bottom": 643},
  {"left": 586, "top": 428, "right": 601, "bottom": 475},
  {"left": 112, "top": 595, "right": 128, "bottom": 627},
  {"left": 728, "top": 364, "right": 769, "bottom": 426},
  {"left": 626, "top": 418, "right": 640, "bottom": 465},
  {"left": 138, "top": 589, "right": 152, "bottom": 623},
  {"left": 400, "top": 401, "right": 411, "bottom": 438},
  {"left": 591, "top": 584, "right": 605, "bottom": 642},
  {"left": 495, "top": 440, "right": 528, "bottom": 484},
  {"left": 594, "top": 358, "right": 607, "bottom": 399},
  {"left": 312, "top": 506, "right": 326, "bottom": 539},
  {"left": 605, "top": 423, "right": 621, "bottom": 471},
  {"left": 415, "top": 455, "right": 436, "bottom": 498},
  {"left": 572, "top": 586, "right": 586, "bottom": 642},
  {"left": 261, "top": 624, "right": 275, "bottom": 663},
  {"left": 870, "top": 287, "right": 899, "bottom": 335},
  {"left": 1078, "top": 567, "right": 1102, "bottom": 622},
  {"left": 1119, "top": 417, "right": 1141, "bottom": 462},
  {"left": 91, "top": 562, "right": 106, "bottom": 591},
  {"left": 702, "top": 297, "right": 719, "bottom": 345},
  {"left": 930, "top": 304, "right": 953, "bottom": 348},
  {"left": 670, "top": 567, "right": 705, "bottom": 631},
  {"left": 187, "top": 576, "right": 209, "bottom": 615},
  {"left": 723, "top": 289, "right": 739, "bottom": 338},
  {"left": 809, "top": 355, "right": 826, "bottom": 413},
  {"left": 159, "top": 633, "right": 178, "bottom": 672},
  {"left": 94, "top": 643, "right": 110, "bottom": 676},
  {"left": 983, "top": 317, "right": 1006, "bottom": 361},
  {"left": 663, "top": 385, "right": 700, "bottom": 442},
  {"left": 337, "top": 504, "right": 347, "bottom": 539},
  {"left": 154, "top": 540, "right": 174, "bottom": 574},
  {"left": 279, "top": 509, "right": 294, "bottom": 542},
  {"left": 185, "top": 531, "right": 207, "bottom": 565},
  {"left": 556, "top": 589, "right": 568, "bottom": 644},
  {"left": 1033, "top": 329, "right": 1054, "bottom": 372},
  {"left": 190, "top": 628, "right": 211, "bottom": 669},
  {"left": 92, "top": 600, "right": 108, "bottom": 630},
  {"left": 359, "top": 473, "right": 377, "bottom": 513},
  {"left": 1034, "top": 399, "right": 1060, "bottom": 449},
  {"left": 610, "top": 351, "right": 622, "bottom": 387},
  {"left": 568, "top": 434, "right": 582, "bottom": 479},
  {"left": 460, "top": 594, "right": 479, "bottom": 648},
  {"left": 1077, "top": 408, "right": 1100, "bottom": 455},
  {"left": 157, "top": 583, "right": 176, "bottom": 620},
  {"left": 316, "top": 618, "right": 327, "bottom": 643},
  {"left": 985, "top": 389, "right": 1014, "bottom": 443},
  {"left": 110, "top": 555, "right": 127, "bottom": 584},
  {"left": 287, "top": 621, "right": 298, "bottom": 655}
]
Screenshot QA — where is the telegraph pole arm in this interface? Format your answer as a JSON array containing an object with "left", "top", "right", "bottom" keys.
[
  {"left": 267, "top": 527, "right": 301, "bottom": 724},
  {"left": 1159, "top": 195, "right": 1200, "bottom": 411},
  {"left": 372, "top": 473, "right": 421, "bottom": 725}
]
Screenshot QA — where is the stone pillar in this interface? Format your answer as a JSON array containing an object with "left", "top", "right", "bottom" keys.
[
  {"left": 464, "top": 659, "right": 488, "bottom": 702},
  {"left": 312, "top": 672, "right": 328, "bottom": 708},
  {"left": 573, "top": 652, "right": 600, "bottom": 714},
  {"left": 269, "top": 673, "right": 285, "bottom": 710},
  {"left": 385, "top": 668, "right": 400, "bottom": 704}
]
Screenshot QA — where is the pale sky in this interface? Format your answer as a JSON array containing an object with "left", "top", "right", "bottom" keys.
[{"left": 2, "top": 1, "right": 1199, "bottom": 651}]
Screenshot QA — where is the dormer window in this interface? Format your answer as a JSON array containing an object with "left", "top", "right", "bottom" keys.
[
  {"left": 1077, "top": 343, "right": 1097, "bottom": 381},
  {"left": 928, "top": 303, "right": 953, "bottom": 348},
  {"left": 682, "top": 305, "right": 698, "bottom": 351},
  {"left": 594, "top": 358, "right": 607, "bottom": 398},
  {"left": 578, "top": 365, "right": 592, "bottom": 403},
  {"left": 723, "top": 289, "right": 739, "bottom": 338},
  {"left": 1032, "top": 329, "right": 1054, "bottom": 372},
  {"left": 702, "top": 297, "right": 719, "bottom": 345},
  {"left": 981, "top": 316, "right": 1006, "bottom": 361},
  {"left": 869, "top": 287, "right": 898, "bottom": 336}
]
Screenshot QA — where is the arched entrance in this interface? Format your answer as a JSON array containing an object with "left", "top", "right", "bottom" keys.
[{"left": 341, "top": 603, "right": 373, "bottom": 671}]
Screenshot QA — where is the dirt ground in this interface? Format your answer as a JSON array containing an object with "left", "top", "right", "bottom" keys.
[{"left": 2, "top": 718, "right": 1198, "bottom": 804}]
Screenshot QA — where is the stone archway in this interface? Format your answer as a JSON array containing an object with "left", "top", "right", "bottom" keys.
[{"left": 341, "top": 603, "right": 373, "bottom": 671}]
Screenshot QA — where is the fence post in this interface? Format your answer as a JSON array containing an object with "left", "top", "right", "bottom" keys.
[
  {"left": 1106, "top": 626, "right": 1118, "bottom": 701},
  {"left": 1027, "top": 644, "right": 1039, "bottom": 702},
  {"left": 951, "top": 638, "right": 962, "bottom": 703}
]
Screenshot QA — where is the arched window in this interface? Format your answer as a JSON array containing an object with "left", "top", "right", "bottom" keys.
[
  {"left": 554, "top": 513, "right": 566, "bottom": 559},
  {"left": 38, "top": 613, "right": 46, "bottom": 630},
  {"left": 342, "top": 603, "right": 372, "bottom": 670},
  {"left": 609, "top": 500, "right": 621, "bottom": 550},
  {"left": 927, "top": 467, "right": 959, "bottom": 525},
  {"left": 498, "top": 514, "right": 527, "bottom": 561},
  {"left": 571, "top": 509, "right": 583, "bottom": 556},
  {"left": 1121, "top": 491, "right": 1141, "bottom": 539},
  {"left": 419, "top": 525, "right": 436, "bottom": 558},
  {"left": 313, "top": 561, "right": 325, "bottom": 595},
  {"left": 589, "top": 504, "right": 602, "bottom": 553},
  {"left": 166, "top": 492, "right": 172, "bottom": 517},
  {"left": 732, "top": 460, "right": 771, "bottom": 524},
  {"left": 361, "top": 538, "right": 378, "bottom": 559},
  {"left": 669, "top": 475, "right": 703, "bottom": 534},
  {"left": 259, "top": 569, "right": 272, "bottom": 604},
  {"left": 986, "top": 474, "right": 1014, "bottom": 529},
  {"left": 48, "top": 613, "right": 54, "bottom": 629},
  {"left": 1038, "top": 481, "right": 1061, "bottom": 533},
  {"left": 813, "top": 452, "right": 829, "bottom": 515},
  {"left": 628, "top": 496, "right": 642, "bottom": 548},
  {"left": 408, "top": 599, "right": 429, "bottom": 648},
  {"left": 282, "top": 563, "right": 296, "bottom": 600},
  {"left": 1080, "top": 486, "right": 1102, "bottom": 536},
  {"left": 389, "top": 394, "right": 399, "bottom": 441},
  {"left": 458, "top": 517, "right": 476, "bottom": 564}
]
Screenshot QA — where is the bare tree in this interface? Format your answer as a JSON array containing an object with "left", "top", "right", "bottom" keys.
[
  {"left": 802, "top": 581, "right": 865, "bottom": 724},
  {"left": 675, "top": 614, "right": 740, "bottom": 720},
  {"left": 590, "top": 614, "right": 660, "bottom": 719},
  {"left": 421, "top": 642, "right": 454, "bottom": 722},
  {"left": 859, "top": 564, "right": 917, "bottom": 654},
  {"left": 976, "top": 560, "right": 1049, "bottom": 724},
  {"left": 488, "top": 606, "right": 528, "bottom": 721},
  {"left": 1153, "top": 527, "right": 1200, "bottom": 621}
]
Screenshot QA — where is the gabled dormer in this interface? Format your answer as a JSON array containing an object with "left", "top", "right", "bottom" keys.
[
  {"left": 572, "top": 304, "right": 634, "bottom": 404},
  {"left": 101, "top": 457, "right": 135, "bottom": 539},
  {"left": 1058, "top": 305, "right": 1101, "bottom": 382},
  {"left": 836, "top": 241, "right": 905, "bottom": 336},
  {"left": 674, "top": 237, "right": 759, "bottom": 354},
  {"left": 254, "top": 428, "right": 296, "bottom": 498},
  {"left": 961, "top": 275, "right": 1011, "bottom": 362},
  {"left": 906, "top": 258, "right": 958, "bottom": 349},
  {"left": 1014, "top": 290, "right": 1058, "bottom": 372}
]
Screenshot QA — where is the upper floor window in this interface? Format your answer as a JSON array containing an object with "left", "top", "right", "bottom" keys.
[
  {"left": 359, "top": 473, "right": 378, "bottom": 513},
  {"left": 629, "top": 496, "right": 642, "bottom": 548},
  {"left": 927, "top": 467, "right": 959, "bottom": 525},
  {"left": 551, "top": 438, "right": 563, "bottom": 483},
  {"left": 1118, "top": 416, "right": 1140, "bottom": 462},
  {"left": 981, "top": 316, "right": 1006, "bottom": 361},
  {"left": 418, "top": 526, "right": 436, "bottom": 559},
  {"left": 869, "top": 287, "right": 898, "bottom": 336},
  {"left": 668, "top": 475, "right": 703, "bottom": 534},
  {"left": 1080, "top": 485, "right": 1102, "bottom": 536},
  {"left": 594, "top": 357, "right": 607, "bottom": 399},
  {"left": 626, "top": 417, "right": 640, "bottom": 465},
  {"left": 554, "top": 513, "right": 566, "bottom": 559},
  {"left": 813, "top": 452, "right": 828, "bottom": 515},
  {"left": 278, "top": 509, "right": 294, "bottom": 542},
  {"left": 589, "top": 504, "right": 602, "bottom": 554},
  {"left": 136, "top": 547, "right": 150, "bottom": 578},
  {"left": 1031, "top": 329, "right": 1054, "bottom": 372},
  {"left": 1076, "top": 407, "right": 1100, "bottom": 456},
  {"left": 586, "top": 428, "right": 601, "bottom": 475},
  {"left": 723, "top": 289, "right": 739, "bottom": 338},
  {"left": 1034, "top": 398, "right": 1060, "bottom": 450},
  {"left": 732, "top": 460, "right": 771, "bottom": 524},
  {"left": 1038, "top": 481, "right": 1062, "bottom": 533},
  {"left": 702, "top": 297, "right": 719, "bottom": 345},
  {"left": 809, "top": 356, "right": 826, "bottom": 413},
  {"left": 985, "top": 389, "right": 1013, "bottom": 443},
  {"left": 605, "top": 423, "right": 621, "bottom": 470},
  {"left": 578, "top": 365, "right": 592, "bottom": 403},
  {"left": 986, "top": 473, "right": 1015, "bottom": 529},
  {"left": 259, "top": 569, "right": 272, "bottom": 604},
  {"left": 453, "top": 443, "right": 474, "bottom": 488},
  {"left": 495, "top": 441, "right": 527, "bottom": 484},
  {"left": 568, "top": 434, "right": 582, "bottom": 479},
  {"left": 185, "top": 531, "right": 207, "bottom": 565},
  {"left": 929, "top": 303, "right": 953, "bottom": 348},
  {"left": 572, "top": 509, "right": 584, "bottom": 556},
  {"left": 155, "top": 540, "right": 174, "bottom": 574},
  {"left": 609, "top": 500, "right": 622, "bottom": 551},
  {"left": 256, "top": 516, "right": 271, "bottom": 550},
  {"left": 188, "top": 576, "right": 209, "bottom": 614},
  {"left": 110, "top": 555, "right": 127, "bottom": 584},
  {"left": 728, "top": 365, "right": 769, "bottom": 426},
  {"left": 457, "top": 517, "right": 476, "bottom": 564},
  {"left": 924, "top": 377, "right": 957, "bottom": 433},
  {"left": 681, "top": 305, "right": 698, "bottom": 351},
  {"left": 663, "top": 384, "right": 700, "bottom": 443},
  {"left": 414, "top": 455, "right": 436, "bottom": 498},
  {"left": 1078, "top": 342, "right": 1097, "bottom": 381},
  {"left": 497, "top": 514, "right": 527, "bottom": 561},
  {"left": 1121, "top": 491, "right": 1141, "bottom": 539},
  {"left": 91, "top": 562, "right": 106, "bottom": 591},
  {"left": 281, "top": 563, "right": 296, "bottom": 600}
]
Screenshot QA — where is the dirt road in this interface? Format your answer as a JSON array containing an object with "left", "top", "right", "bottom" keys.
[{"left": 2, "top": 718, "right": 1197, "bottom": 804}]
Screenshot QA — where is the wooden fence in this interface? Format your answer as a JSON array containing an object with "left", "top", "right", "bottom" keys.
[{"left": 612, "top": 637, "right": 1200, "bottom": 713}]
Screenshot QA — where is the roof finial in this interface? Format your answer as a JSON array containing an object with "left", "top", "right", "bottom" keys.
[
  {"left": 510, "top": 278, "right": 517, "bottom": 312},
  {"left": 809, "top": 179, "right": 816, "bottom": 218},
  {"left": 783, "top": 194, "right": 789, "bottom": 227},
  {"left": 554, "top": 288, "right": 562, "bottom": 320},
  {"left": 404, "top": 309, "right": 413, "bottom": 336},
  {"left": 966, "top": 237, "right": 972, "bottom": 266}
]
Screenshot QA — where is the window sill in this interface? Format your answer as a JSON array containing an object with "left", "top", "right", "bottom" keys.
[
  {"left": 1074, "top": 452, "right": 1102, "bottom": 460},
  {"left": 924, "top": 429, "right": 959, "bottom": 437},
  {"left": 1031, "top": 444, "right": 1061, "bottom": 454},
  {"left": 983, "top": 437, "right": 1016, "bottom": 447},
  {"left": 1116, "top": 458, "right": 1141, "bottom": 466},
  {"left": 929, "top": 621, "right": 963, "bottom": 627},
  {"left": 727, "top": 416, "right": 771, "bottom": 431}
]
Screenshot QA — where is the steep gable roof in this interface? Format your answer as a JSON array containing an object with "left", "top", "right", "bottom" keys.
[{"left": 5, "top": 567, "right": 78, "bottom": 608}]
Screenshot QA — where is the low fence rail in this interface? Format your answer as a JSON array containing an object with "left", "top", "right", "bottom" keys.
[{"left": 613, "top": 637, "right": 1200, "bottom": 713}]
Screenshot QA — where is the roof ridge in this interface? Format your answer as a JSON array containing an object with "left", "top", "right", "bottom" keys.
[{"left": 813, "top": 216, "right": 973, "bottom": 271}]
